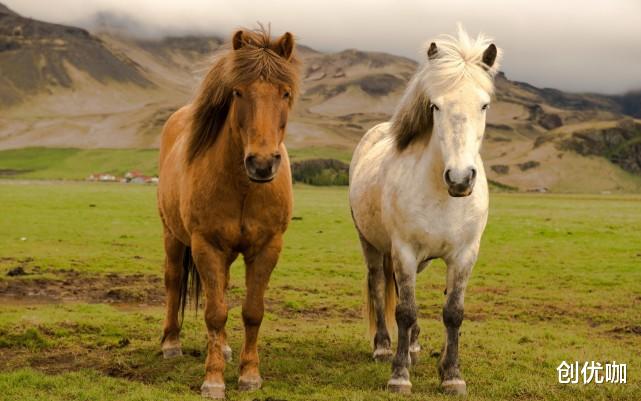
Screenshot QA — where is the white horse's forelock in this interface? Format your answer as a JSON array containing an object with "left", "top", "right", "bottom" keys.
[{"left": 420, "top": 24, "right": 502, "bottom": 98}]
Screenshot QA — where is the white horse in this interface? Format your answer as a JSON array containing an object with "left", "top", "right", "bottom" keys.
[{"left": 349, "top": 26, "right": 501, "bottom": 395}]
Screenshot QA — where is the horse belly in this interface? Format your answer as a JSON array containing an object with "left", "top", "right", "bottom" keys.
[{"left": 158, "top": 160, "right": 191, "bottom": 245}]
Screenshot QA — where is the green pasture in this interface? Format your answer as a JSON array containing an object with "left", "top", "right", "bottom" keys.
[{"left": 0, "top": 182, "right": 640, "bottom": 400}]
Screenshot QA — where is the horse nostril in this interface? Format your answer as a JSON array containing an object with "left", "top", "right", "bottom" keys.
[
  {"left": 470, "top": 167, "right": 477, "bottom": 180},
  {"left": 244, "top": 155, "right": 256, "bottom": 168},
  {"left": 444, "top": 169, "right": 453, "bottom": 185}
]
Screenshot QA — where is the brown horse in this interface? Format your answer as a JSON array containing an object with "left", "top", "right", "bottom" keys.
[{"left": 157, "top": 27, "right": 300, "bottom": 399}]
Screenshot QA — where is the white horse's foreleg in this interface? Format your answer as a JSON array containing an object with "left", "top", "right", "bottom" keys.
[
  {"left": 439, "top": 250, "right": 477, "bottom": 396},
  {"left": 387, "top": 243, "right": 417, "bottom": 394},
  {"left": 409, "top": 319, "right": 421, "bottom": 363}
]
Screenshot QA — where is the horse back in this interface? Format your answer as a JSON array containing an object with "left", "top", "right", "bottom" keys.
[{"left": 159, "top": 105, "right": 192, "bottom": 173}]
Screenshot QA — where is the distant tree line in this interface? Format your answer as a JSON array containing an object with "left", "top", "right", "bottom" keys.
[{"left": 290, "top": 159, "right": 349, "bottom": 186}]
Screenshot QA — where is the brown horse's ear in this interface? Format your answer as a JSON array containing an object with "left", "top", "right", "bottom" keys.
[
  {"left": 427, "top": 42, "right": 438, "bottom": 60},
  {"left": 482, "top": 43, "right": 497, "bottom": 69},
  {"left": 232, "top": 30, "right": 246, "bottom": 50},
  {"left": 274, "top": 32, "right": 295, "bottom": 61}
]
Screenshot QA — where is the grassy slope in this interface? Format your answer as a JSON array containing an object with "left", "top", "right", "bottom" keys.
[
  {"left": 0, "top": 148, "right": 160, "bottom": 179},
  {"left": 0, "top": 147, "right": 354, "bottom": 181},
  {"left": 0, "top": 183, "right": 640, "bottom": 400}
]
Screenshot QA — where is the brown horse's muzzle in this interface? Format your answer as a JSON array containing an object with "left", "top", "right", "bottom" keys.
[{"left": 244, "top": 153, "right": 281, "bottom": 182}]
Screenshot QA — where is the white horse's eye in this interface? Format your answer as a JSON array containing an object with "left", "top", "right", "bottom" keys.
[
  {"left": 481, "top": 104, "right": 490, "bottom": 111},
  {"left": 430, "top": 103, "right": 440, "bottom": 112}
]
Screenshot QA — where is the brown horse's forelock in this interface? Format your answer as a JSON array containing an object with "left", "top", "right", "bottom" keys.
[{"left": 187, "top": 29, "right": 300, "bottom": 163}]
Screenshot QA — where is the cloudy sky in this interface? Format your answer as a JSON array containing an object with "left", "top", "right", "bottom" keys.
[{"left": 6, "top": 0, "right": 641, "bottom": 94}]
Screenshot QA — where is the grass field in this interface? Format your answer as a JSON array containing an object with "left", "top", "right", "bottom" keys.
[{"left": 0, "top": 181, "right": 640, "bottom": 400}]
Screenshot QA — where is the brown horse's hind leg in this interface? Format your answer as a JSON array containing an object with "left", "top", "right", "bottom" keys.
[
  {"left": 238, "top": 235, "right": 282, "bottom": 391},
  {"left": 191, "top": 234, "right": 231, "bottom": 399},
  {"left": 161, "top": 229, "right": 186, "bottom": 359}
]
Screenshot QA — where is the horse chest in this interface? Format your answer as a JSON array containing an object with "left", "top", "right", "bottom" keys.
[
  {"left": 238, "top": 199, "right": 288, "bottom": 244},
  {"left": 188, "top": 184, "right": 290, "bottom": 252},
  {"left": 385, "top": 185, "right": 488, "bottom": 258}
]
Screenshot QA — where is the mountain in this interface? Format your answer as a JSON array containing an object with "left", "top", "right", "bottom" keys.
[
  {"left": 0, "top": 4, "right": 640, "bottom": 192},
  {"left": 0, "top": 4, "right": 150, "bottom": 106}
]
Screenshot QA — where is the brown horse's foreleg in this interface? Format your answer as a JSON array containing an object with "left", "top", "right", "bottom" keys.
[
  {"left": 238, "top": 235, "right": 282, "bottom": 391},
  {"left": 161, "top": 230, "right": 186, "bottom": 358},
  {"left": 221, "top": 265, "right": 232, "bottom": 362},
  {"left": 191, "top": 234, "right": 231, "bottom": 399},
  {"left": 438, "top": 251, "right": 476, "bottom": 396}
]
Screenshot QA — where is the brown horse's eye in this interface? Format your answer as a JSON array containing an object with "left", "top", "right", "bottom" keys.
[
  {"left": 233, "top": 89, "right": 242, "bottom": 98},
  {"left": 283, "top": 91, "right": 290, "bottom": 99}
]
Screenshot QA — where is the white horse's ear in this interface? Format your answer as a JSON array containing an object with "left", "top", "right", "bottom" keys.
[
  {"left": 482, "top": 44, "right": 497, "bottom": 69},
  {"left": 427, "top": 42, "right": 438, "bottom": 60}
]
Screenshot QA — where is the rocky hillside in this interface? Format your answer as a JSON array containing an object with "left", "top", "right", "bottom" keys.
[
  {"left": 0, "top": 4, "right": 150, "bottom": 106},
  {"left": 0, "top": 3, "right": 639, "bottom": 192}
]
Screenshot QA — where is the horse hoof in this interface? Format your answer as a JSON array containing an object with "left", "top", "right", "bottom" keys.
[
  {"left": 441, "top": 379, "right": 467, "bottom": 396},
  {"left": 201, "top": 382, "right": 225, "bottom": 399},
  {"left": 222, "top": 344, "right": 232, "bottom": 362},
  {"left": 162, "top": 346, "right": 182, "bottom": 359},
  {"left": 387, "top": 378, "right": 412, "bottom": 394},
  {"left": 373, "top": 348, "right": 393, "bottom": 362},
  {"left": 238, "top": 375, "right": 263, "bottom": 391}
]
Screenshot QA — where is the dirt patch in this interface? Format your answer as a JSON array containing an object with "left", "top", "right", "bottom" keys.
[
  {"left": 2, "top": 257, "right": 35, "bottom": 276},
  {"left": 610, "top": 325, "right": 641, "bottom": 336},
  {"left": 27, "top": 348, "right": 104, "bottom": 374},
  {"left": 0, "top": 269, "right": 164, "bottom": 305},
  {"left": 6, "top": 266, "right": 27, "bottom": 276},
  {"left": 0, "top": 169, "right": 32, "bottom": 176},
  {"left": 271, "top": 302, "right": 360, "bottom": 322}
]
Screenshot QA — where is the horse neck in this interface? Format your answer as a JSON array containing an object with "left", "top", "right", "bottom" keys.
[
  {"left": 405, "top": 129, "right": 447, "bottom": 190},
  {"left": 203, "top": 119, "right": 248, "bottom": 189}
]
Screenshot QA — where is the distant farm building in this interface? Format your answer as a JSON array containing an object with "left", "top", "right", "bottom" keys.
[
  {"left": 86, "top": 171, "right": 158, "bottom": 184},
  {"left": 125, "top": 171, "right": 159, "bottom": 184},
  {"left": 87, "top": 173, "right": 117, "bottom": 182}
]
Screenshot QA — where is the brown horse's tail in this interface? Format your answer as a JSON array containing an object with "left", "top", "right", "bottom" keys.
[
  {"left": 366, "top": 253, "right": 397, "bottom": 342},
  {"left": 179, "top": 247, "right": 201, "bottom": 325}
]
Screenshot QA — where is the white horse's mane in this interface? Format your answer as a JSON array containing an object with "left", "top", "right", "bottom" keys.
[{"left": 421, "top": 25, "right": 502, "bottom": 97}]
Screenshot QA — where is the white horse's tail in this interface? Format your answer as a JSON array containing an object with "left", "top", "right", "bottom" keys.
[{"left": 366, "top": 253, "right": 397, "bottom": 342}]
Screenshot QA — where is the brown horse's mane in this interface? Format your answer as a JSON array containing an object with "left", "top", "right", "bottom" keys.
[{"left": 187, "top": 26, "right": 301, "bottom": 163}]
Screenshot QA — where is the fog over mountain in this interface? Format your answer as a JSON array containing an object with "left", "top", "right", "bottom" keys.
[{"left": 4, "top": 0, "right": 641, "bottom": 94}]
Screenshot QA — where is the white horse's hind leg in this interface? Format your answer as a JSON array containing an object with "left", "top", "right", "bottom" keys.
[
  {"left": 358, "top": 233, "right": 394, "bottom": 361},
  {"left": 387, "top": 244, "right": 417, "bottom": 394},
  {"left": 438, "top": 253, "right": 476, "bottom": 396}
]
